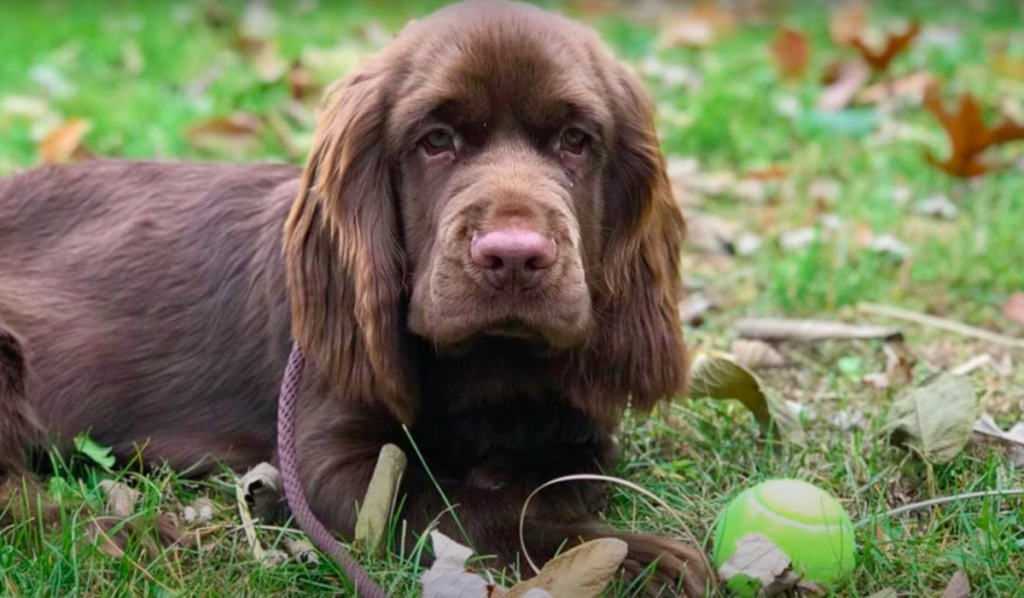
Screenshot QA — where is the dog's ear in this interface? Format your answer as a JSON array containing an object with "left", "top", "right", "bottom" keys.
[
  {"left": 566, "top": 63, "right": 687, "bottom": 421},
  {"left": 284, "top": 60, "right": 416, "bottom": 424}
]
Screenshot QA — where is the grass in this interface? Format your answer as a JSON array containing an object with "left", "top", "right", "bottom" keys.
[{"left": 2, "top": 0, "right": 1024, "bottom": 596}]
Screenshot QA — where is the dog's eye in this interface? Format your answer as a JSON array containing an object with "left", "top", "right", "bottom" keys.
[
  {"left": 560, "top": 127, "right": 588, "bottom": 155},
  {"left": 421, "top": 129, "right": 456, "bottom": 155}
]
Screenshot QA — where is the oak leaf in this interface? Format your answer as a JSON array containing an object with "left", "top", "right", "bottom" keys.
[
  {"left": 924, "top": 88, "right": 1024, "bottom": 178},
  {"left": 848, "top": 20, "right": 920, "bottom": 75}
]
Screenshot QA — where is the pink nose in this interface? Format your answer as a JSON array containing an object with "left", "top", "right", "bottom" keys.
[{"left": 471, "top": 229, "right": 557, "bottom": 290}]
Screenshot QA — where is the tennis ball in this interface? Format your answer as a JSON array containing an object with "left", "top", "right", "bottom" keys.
[{"left": 713, "top": 479, "right": 856, "bottom": 597}]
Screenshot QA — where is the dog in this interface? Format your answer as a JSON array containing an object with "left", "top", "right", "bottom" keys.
[{"left": 0, "top": 1, "right": 707, "bottom": 595}]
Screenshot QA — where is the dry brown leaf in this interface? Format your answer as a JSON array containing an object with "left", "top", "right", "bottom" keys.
[
  {"left": 857, "top": 71, "right": 936, "bottom": 105},
  {"left": 941, "top": 571, "right": 971, "bottom": 598},
  {"left": 1001, "top": 292, "right": 1024, "bottom": 328},
  {"left": 688, "top": 350, "right": 806, "bottom": 445},
  {"left": 883, "top": 373, "right": 978, "bottom": 465},
  {"left": 98, "top": 480, "right": 140, "bottom": 519},
  {"left": 769, "top": 27, "right": 811, "bottom": 80},
  {"left": 730, "top": 339, "right": 787, "bottom": 369},
  {"left": 185, "top": 113, "right": 263, "bottom": 156},
  {"left": 287, "top": 60, "right": 317, "bottom": 101},
  {"left": 659, "top": 2, "right": 736, "bottom": 49},
  {"left": 829, "top": 2, "right": 867, "bottom": 44},
  {"left": 251, "top": 41, "right": 289, "bottom": 83},
  {"left": 818, "top": 61, "right": 871, "bottom": 112},
  {"left": 421, "top": 532, "right": 502, "bottom": 598},
  {"left": 972, "top": 414, "right": 1024, "bottom": 467},
  {"left": 38, "top": 118, "right": 92, "bottom": 164},
  {"left": 848, "top": 20, "right": 921, "bottom": 74},
  {"left": 717, "top": 534, "right": 824, "bottom": 597},
  {"left": 505, "top": 539, "right": 628, "bottom": 598},
  {"left": 924, "top": 88, "right": 1024, "bottom": 178}
]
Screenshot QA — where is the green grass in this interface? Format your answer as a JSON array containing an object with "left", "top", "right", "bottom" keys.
[{"left": 2, "top": 1, "right": 1024, "bottom": 597}]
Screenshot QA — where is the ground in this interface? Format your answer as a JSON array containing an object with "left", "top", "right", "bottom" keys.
[{"left": 1, "top": 1, "right": 1023, "bottom": 597}]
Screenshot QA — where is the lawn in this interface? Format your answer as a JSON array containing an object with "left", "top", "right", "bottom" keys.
[{"left": 1, "top": 1, "right": 1023, "bottom": 597}]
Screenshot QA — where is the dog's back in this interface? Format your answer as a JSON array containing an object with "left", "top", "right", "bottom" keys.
[{"left": 0, "top": 160, "right": 299, "bottom": 472}]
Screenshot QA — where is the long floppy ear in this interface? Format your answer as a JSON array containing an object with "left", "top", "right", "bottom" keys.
[
  {"left": 567, "top": 63, "right": 687, "bottom": 420},
  {"left": 284, "top": 60, "right": 417, "bottom": 424}
]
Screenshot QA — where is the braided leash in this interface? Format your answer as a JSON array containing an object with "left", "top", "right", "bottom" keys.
[{"left": 276, "top": 343, "right": 390, "bottom": 598}]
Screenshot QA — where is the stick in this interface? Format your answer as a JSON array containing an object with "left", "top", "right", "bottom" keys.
[
  {"left": 859, "top": 303, "right": 1024, "bottom": 349},
  {"left": 857, "top": 488, "right": 1024, "bottom": 527},
  {"left": 734, "top": 317, "right": 902, "bottom": 342}
]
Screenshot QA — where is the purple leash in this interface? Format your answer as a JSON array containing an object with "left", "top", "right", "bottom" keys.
[{"left": 276, "top": 343, "right": 390, "bottom": 598}]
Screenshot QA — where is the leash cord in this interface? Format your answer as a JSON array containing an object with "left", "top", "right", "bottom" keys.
[{"left": 276, "top": 343, "right": 390, "bottom": 598}]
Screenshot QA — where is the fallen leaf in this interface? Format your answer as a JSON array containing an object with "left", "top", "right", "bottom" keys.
[
  {"left": 185, "top": 113, "right": 263, "bottom": 156},
  {"left": 686, "top": 211, "right": 737, "bottom": 255},
  {"left": 734, "top": 318, "right": 902, "bottom": 342},
  {"left": 809, "top": 178, "right": 842, "bottom": 204},
  {"left": 73, "top": 433, "right": 115, "bottom": 471},
  {"left": 924, "top": 87, "right": 1024, "bottom": 178},
  {"left": 857, "top": 71, "right": 936, "bottom": 106},
  {"left": 915, "top": 195, "right": 959, "bottom": 220},
  {"left": 868, "top": 234, "right": 913, "bottom": 260},
  {"left": 769, "top": 27, "right": 811, "bottom": 80},
  {"left": 829, "top": 2, "right": 867, "bottom": 45},
  {"left": 972, "top": 414, "right": 1024, "bottom": 467},
  {"left": 421, "top": 531, "right": 496, "bottom": 598},
  {"left": 38, "top": 118, "right": 92, "bottom": 164},
  {"left": 505, "top": 538, "right": 628, "bottom": 598},
  {"left": 680, "top": 294, "right": 713, "bottom": 326},
  {"left": 251, "top": 41, "right": 289, "bottom": 83},
  {"left": 735, "top": 232, "right": 763, "bottom": 256},
  {"left": 354, "top": 443, "right": 407, "bottom": 554},
  {"left": 98, "top": 480, "right": 140, "bottom": 519},
  {"left": 941, "top": 571, "right": 971, "bottom": 598},
  {"left": 848, "top": 20, "right": 921, "bottom": 75},
  {"left": 717, "top": 534, "right": 804, "bottom": 597},
  {"left": 287, "top": 60, "right": 317, "bottom": 101},
  {"left": 688, "top": 350, "right": 806, "bottom": 445},
  {"left": 182, "top": 497, "right": 214, "bottom": 524},
  {"left": 730, "top": 340, "right": 787, "bottom": 369},
  {"left": 883, "top": 372, "right": 977, "bottom": 464},
  {"left": 659, "top": 2, "right": 736, "bottom": 49},
  {"left": 864, "top": 589, "right": 898, "bottom": 598},
  {"left": 779, "top": 227, "right": 818, "bottom": 252},
  {"left": 1001, "top": 292, "right": 1024, "bottom": 328}
]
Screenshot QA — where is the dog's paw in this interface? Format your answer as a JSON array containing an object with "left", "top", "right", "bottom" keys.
[{"left": 618, "top": 533, "right": 711, "bottom": 598}]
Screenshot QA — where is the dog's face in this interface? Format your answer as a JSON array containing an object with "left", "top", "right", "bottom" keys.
[
  {"left": 286, "top": 0, "right": 687, "bottom": 423},
  {"left": 392, "top": 5, "right": 611, "bottom": 350}
]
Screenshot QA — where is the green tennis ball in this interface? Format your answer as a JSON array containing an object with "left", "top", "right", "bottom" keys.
[{"left": 713, "top": 479, "right": 856, "bottom": 597}]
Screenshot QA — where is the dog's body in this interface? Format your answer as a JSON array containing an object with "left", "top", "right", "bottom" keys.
[
  {"left": 0, "top": 162, "right": 297, "bottom": 471},
  {"left": 0, "top": 2, "right": 708, "bottom": 595}
]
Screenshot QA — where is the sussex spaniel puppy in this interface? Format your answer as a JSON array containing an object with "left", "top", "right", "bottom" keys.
[{"left": 0, "top": 1, "right": 707, "bottom": 595}]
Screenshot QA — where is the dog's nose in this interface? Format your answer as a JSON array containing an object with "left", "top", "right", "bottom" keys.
[{"left": 471, "top": 229, "right": 557, "bottom": 290}]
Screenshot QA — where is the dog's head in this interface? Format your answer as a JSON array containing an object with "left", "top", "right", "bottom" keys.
[{"left": 285, "top": 0, "right": 686, "bottom": 423}]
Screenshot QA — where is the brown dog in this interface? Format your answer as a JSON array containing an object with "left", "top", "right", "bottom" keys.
[{"left": 0, "top": 1, "right": 707, "bottom": 595}]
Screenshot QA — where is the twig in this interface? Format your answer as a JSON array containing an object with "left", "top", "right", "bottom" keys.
[
  {"left": 859, "top": 302, "right": 1024, "bottom": 349},
  {"left": 734, "top": 317, "right": 902, "bottom": 342},
  {"left": 857, "top": 488, "right": 1024, "bottom": 527},
  {"left": 951, "top": 353, "right": 993, "bottom": 376}
]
